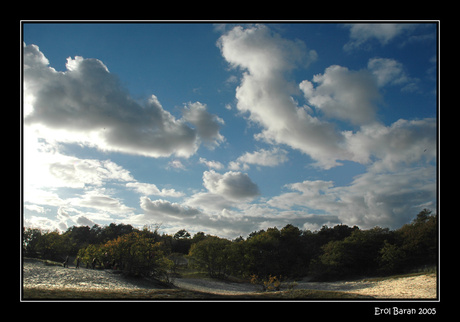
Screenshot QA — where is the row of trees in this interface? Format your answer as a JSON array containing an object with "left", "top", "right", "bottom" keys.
[
  {"left": 23, "top": 209, "right": 437, "bottom": 281},
  {"left": 187, "top": 209, "right": 437, "bottom": 280}
]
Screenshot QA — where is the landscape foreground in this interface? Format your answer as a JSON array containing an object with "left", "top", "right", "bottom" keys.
[{"left": 23, "top": 258, "right": 436, "bottom": 300}]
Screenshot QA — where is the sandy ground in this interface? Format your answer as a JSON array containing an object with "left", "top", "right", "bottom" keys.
[
  {"left": 23, "top": 258, "right": 437, "bottom": 299},
  {"left": 293, "top": 275, "right": 437, "bottom": 299},
  {"left": 22, "top": 258, "right": 163, "bottom": 291}
]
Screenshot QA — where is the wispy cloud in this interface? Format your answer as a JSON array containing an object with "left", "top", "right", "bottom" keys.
[{"left": 343, "top": 24, "right": 418, "bottom": 51}]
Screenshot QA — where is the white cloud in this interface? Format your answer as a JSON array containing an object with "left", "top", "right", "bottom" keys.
[
  {"left": 167, "top": 159, "right": 186, "bottom": 171},
  {"left": 76, "top": 216, "right": 96, "bottom": 227},
  {"left": 126, "top": 182, "right": 184, "bottom": 198},
  {"left": 218, "top": 25, "right": 435, "bottom": 171},
  {"left": 203, "top": 170, "right": 260, "bottom": 201},
  {"left": 230, "top": 147, "right": 288, "bottom": 170},
  {"left": 368, "top": 57, "right": 419, "bottom": 91},
  {"left": 23, "top": 27, "right": 436, "bottom": 237},
  {"left": 268, "top": 165, "right": 436, "bottom": 229},
  {"left": 182, "top": 102, "right": 225, "bottom": 148},
  {"left": 23, "top": 43, "right": 224, "bottom": 158},
  {"left": 300, "top": 65, "right": 380, "bottom": 125},
  {"left": 218, "top": 25, "right": 348, "bottom": 169},
  {"left": 185, "top": 192, "right": 234, "bottom": 213},
  {"left": 199, "top": 157, "right": 224, "bottom": 170},
  {"left": 344, "top": 118, "right": 436, "bottom": 171},
  {"left": 140, "top": 197, "right": 201, "bottom": 219},
  {"left": 24, "top": 130, "right": 135, "bottom": 191},
  {"left": 47, "top": 158, "right": 134, "bottom": 188},
  {"left": 24, "top": 204, "right": 45, "bottom": 213},
  {"left": 217, "top": 24, "right": 312, "bottom": 75},
  {"left": 343, "top": 24, "right": 417, "bottom": 51},
  {"left": 68, "top": 189, "right": 135, "bottom": 214}
]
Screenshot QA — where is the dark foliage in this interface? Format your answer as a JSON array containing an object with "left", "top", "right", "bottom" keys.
[{"left": 23, "top": 209, "right": 437, "bottom": 281}]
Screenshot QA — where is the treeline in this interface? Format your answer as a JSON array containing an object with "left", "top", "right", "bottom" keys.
[{"left": 23, "top": 209, "right": 437, "bottom": 282}]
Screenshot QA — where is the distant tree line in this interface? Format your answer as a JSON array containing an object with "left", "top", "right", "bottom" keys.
[{"left": 23, "top": 209, "right": 437, "bottom": 281}]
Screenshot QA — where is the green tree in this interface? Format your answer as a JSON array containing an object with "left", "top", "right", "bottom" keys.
[
  {"left": 188, "top": 236, "right": 232, "bottom": 278},
  {"left": 36, "top": 230, "right": 71, "bottom": 262},
  {"left": 244, "top": 227, "right": 281, "bottom": 277},
  {"left": 311, "top": 227, "right": 391, "bottom": 280},
  {"left": 172, "top": 229, "right": 192, "bottom": 254},
  {"left": 396, "top": 209, "right": 437, "bottom": 269},
  {"left": 23, "top": 227, "right": 42, "bottom": 257},
  {"left": 378, "top": 240, "right": 406, "bottom": 274},
  {"left": 102, "top": 231, "right": 172, "bottom": 279}
]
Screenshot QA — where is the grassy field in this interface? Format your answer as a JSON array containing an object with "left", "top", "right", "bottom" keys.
[{"left": 22, "top": 286, "right": 372, "bottom": 300}]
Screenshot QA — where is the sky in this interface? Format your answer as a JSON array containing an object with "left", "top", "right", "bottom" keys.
[{"left": 22, "top": 22, "right": 438, "bottom": 238}]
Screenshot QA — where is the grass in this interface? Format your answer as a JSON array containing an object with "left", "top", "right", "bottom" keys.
[{"left": 22, "top": 286, "right": 373, "bottom": 300}]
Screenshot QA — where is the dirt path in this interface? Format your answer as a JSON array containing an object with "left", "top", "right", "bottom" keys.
[{"left": 172, "top": 277, "right": 259, "bottom": 295}]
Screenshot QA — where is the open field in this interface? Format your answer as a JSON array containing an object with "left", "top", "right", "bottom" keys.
[{"left": 22, "top": 258, "right": 437, "bottom": 300}]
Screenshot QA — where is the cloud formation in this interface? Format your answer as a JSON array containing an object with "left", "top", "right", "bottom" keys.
[
  {"left": 23, "top": 24, "right": 436, "bottom": 238},
  {"left": 24, "top": 43, "right": 224, "bottom": 158},
  {"left": 269, "top": 165, "right": 436, "bottom": 229},
  {"left": 202, "top": 170, "right": 260, "bottom": 201},
  {"left": 218, "top": 24, "right": 347, "bottom": 169},
  {"left": 140, "top": 197, "right": 200, "bottom": 219},
  {"left": 300, "top": 65, "right": 380, "bottom": 125},
  {"left": 229, "top": 147, "right": 288, "bottom": 170},
  {"left": 368, "top": 57, "right": 419, "bottom": 92},
  {"left": 126, "top": 182, "right": 184, "bottom": 198},
  {"left": 218, "top": 25, "right": 436, "bottom": 171},
  {"left": 343, "top": 24, "right": 417, "bottom": 50}
]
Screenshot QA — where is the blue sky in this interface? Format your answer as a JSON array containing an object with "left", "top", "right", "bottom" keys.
[{"left": 23, "top": 22, "right": 437, "bottom": 238}]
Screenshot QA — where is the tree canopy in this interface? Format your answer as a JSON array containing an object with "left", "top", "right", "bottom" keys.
[{"left": 23, "top": 209, "right": 437, "bottom": 281}]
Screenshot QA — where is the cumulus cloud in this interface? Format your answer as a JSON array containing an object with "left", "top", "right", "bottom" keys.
[
  {"left": 182, "top": 102, "right": 225, "bottom": 148},
  {"left": 23, "top": 43, "right": 224, "bottom": 158},
  {"left": 218, "top": 25, "right": 435, "bottom": 172},
  {"left": 218, "top": 25, "right": 348, "bottom": 169},
  {"left": 269, "top": 165, "right": 436, "bottom": 229},
  {"left": 300, "top": 65, "right": 380, "bottom": 125},
  {"left": 176, "top": 170, "right": 259, "bottom": 220},
  {"left": 344, "top": 118, "right": 436, "bottom": 171},
  {"left": 140, "top": 197, "right": 201, "bottom": 219},
  {"left": 203, "top": 170, "right": 260, "bottom": 201}
]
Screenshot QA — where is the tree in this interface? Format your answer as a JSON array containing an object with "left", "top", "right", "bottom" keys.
[
  {"left": 191, "top": 231, "right": 207, "bottom": 244},
  {"left": 35, "top": 231, "right": 71, "bottom": 262},
  {"left": 172, "top": 229, "right": 192, "bottom": 254},
  {"left": 188, "top": 236, "right": 232, "bottom": 278},
  {"left": 396, "top": 209, "right": 437, "bottom": 269},
  {"left": 413, "top": 208, "right": 433, "bottom": 225},
  {"left": 378, "top": 240, "right": 406, "bottom": 274},
  {"left": 102, "top": 231, "right": 172, "bottom": 279},
  {"left": 244, "top": 227, "right": 282, "bottom": 277},
  {"left": 23, "top": 227, "right": 42, "bottom": 257},
  {"left": 311, "top": 227, "right": 391, "bottom": 280},
  {"left": 279, "top": 224, "right": 308, "bottom": 277},
  {"left": 174, "top": 229, "right": 191, "bottom": 239}
]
